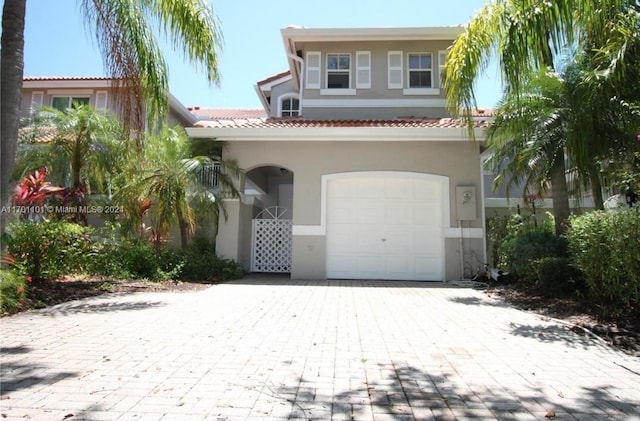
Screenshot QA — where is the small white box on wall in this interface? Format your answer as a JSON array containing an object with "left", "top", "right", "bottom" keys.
[{"left": 455, "top": 185, "right": 477, "bottom": 221}]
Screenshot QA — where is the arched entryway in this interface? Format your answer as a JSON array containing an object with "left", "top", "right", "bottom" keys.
[{"left": 243, "top": 165, "right": 294, "bottom": 273}]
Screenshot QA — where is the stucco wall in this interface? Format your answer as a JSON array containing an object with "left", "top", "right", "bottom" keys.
[
  {"left": 301, "top": 40, "right": 453, "bottom": 99},
  {"left": 215, "top": 139, "right": 485, "bottom": 280},
  {"left": 229, "top": 140, "right": 482, "bottom": 228}
]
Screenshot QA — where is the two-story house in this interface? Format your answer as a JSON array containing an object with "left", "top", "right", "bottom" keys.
[
  {"left": 187, "top": 26, "right": 490, "bottom": 282},
  {"left": 20, "top": 76, "right": 197, "bottom": 130}
]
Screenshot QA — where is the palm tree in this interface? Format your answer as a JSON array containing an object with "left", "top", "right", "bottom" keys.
[
  {"left": 130, "top": 126, "right": 240, "bottom": 250},
  {"left": 487, "top": 71, "right": 574, "bottom": 216},
  {"left": 0, "top": 0, "right": 222, "bottom": 225},
  {"left": 1, "top": 0, "right": 27, "bottom": 235},
  {"left": 13, "top": 105, "right": 126, "bottom": 224},
  {"left": 442, "top": 0, "right": 639, "bottom": 233}
]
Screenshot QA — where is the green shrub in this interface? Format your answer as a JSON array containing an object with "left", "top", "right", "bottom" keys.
[
  {"left": 165, "top": 237, "right": 244, "bottom": 282},
  {"left": 532, "top": 257, "right": 584, "bottom": 297},
  {"left": 7, "top": 221, "right": 93, "bottom": 280},
  {"left": 0, "top": 269, "right": 27, "bottom": 315},
  {"left": 500, "top": 227, "right": 567, "bottom": 282},
  {"left": 91, "top": 239, "right": 161, "bottom": 280},
  {"left": 568, "top": 209, "right": 640, "bottom": 313}
]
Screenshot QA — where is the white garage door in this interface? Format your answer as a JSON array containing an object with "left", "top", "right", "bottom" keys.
[{"left": 326, "top": 173, "right": 445, "bottom": 281}]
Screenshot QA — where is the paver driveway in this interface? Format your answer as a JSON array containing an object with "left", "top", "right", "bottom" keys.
[{"left": 1, "top": 277, "right": 640, "bottom": 421}]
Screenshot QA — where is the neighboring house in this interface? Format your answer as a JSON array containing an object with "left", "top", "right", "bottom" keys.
[
  {"left": 20, "top": 76, "right": 197, "bottom": 129},
  {"left": 187, "top": 26, "right": 492, "bottom": 281}
]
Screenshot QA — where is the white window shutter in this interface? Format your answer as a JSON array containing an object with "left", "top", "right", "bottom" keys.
[
  {"left": 355, "top": 51, "right": 371, "bottom": 89},
  {"left": 30, "top": 91, "right": 44, "bottom": 114},
  {"left": 438, "top": 50, "right": 447, "bottom": 85},
  {"left": 388, "top": 51, "right": 403, "bottom": 89},
  {"left": 95, "top": 91, "right": 108, "bottom": 113},
  {"left": 305, "top": 51, "right": 321, "bottom": 89}
]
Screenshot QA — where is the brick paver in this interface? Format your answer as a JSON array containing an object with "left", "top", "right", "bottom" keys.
[{"left": 1, "top": 277, "right": 639, "bottom": 420}]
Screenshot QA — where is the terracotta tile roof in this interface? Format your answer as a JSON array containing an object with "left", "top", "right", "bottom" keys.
[
  {"left": 188, "top": 108, "right": 268, "bottom": 120},
  {"left": 257, "top": 71, "right": 291, "bottom": 86},
  {"left": 193, "top": 117, "right": 490, "bottom": 129},
  {"left": 469, "top": 108, "right": 496, "bottom": 117},
  {"left": 24, "top": 76, "right": 112, "bottom": 81},
  {"left": 18, "top": 126, "right": 58, "bottom": 144}
]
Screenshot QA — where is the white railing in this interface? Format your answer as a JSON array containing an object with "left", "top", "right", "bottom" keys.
[{"left": 198, "top": 163, "right": 221, "bottom": 189}]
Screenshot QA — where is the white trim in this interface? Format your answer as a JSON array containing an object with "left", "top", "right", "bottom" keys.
[
  {"left": 168, "top": 93, "right": 198, "bottom": 125},
  {"left": 30, "top": 91, "right": 43, "bottom": 114},
  {"left": 483, "top": 197, "right": 605, "bottom": 210},
  {"left": 402, "top": 88, "right": 440, "bottom": 96},
  {"left": 186, "top": 126, "right": 487, "bottom": 142},
  {"left": 305, "top": 51, "right": 321, "bottom": 89},
  {"left": 24, "top": 80, "right": 112, "bottom": 89},
  {"left": 47, "top": 89, "right": 93, "bottom": 95},
  {"left": 355, "top": 51, "right": 371, "bottom": 89},
  {"left": 388, "top": 51, "right": 403, "bottom": 89},
  {"left": 292, "top": 173, "right": 458, "bottom": 238},
  {"left": 258, "top": 74, "right": 293, "bottom": 91},
  {"left": 281, "top": 27, "right": 465, "bottom": 43},
  {"left": 95, "top": 91, "right": 108, "bottom": 112},
  {"left": 277, "top": 93, "right": 300, "bottom": 117},
  {"left": 443, "top": 227, "right": 484, "bottom": 239},
  {"left": 303, "top": 98, "right": 446, "bottom": 108},
  {"left": 407, "top": 52, "right": 434, "bottom": 89},
  {"left": 319, "top": 89, "right": 356, "bottom": 96},
  {"left": 438, "top": 50, "right": 447, "bottom": 73},
  {"left": 484, "top": 197, "right": 553, "bottom": 209},
  {"left": 325, "top": 52, "right": 351, "bottom": 89}
]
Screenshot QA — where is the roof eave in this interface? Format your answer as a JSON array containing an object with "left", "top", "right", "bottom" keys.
[
  {"left": 186, "top": 126, "right": 486, "bottom": 142},
  {"left": 280, "top": 26, "right": 464, "bottom": 43},
  {"left": 168, "top": 93, "right": 198, "bottom": 126}
]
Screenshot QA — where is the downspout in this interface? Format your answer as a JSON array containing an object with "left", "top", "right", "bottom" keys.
[{"left": 288, "top": 53, "right": 304, "bottom": 115}]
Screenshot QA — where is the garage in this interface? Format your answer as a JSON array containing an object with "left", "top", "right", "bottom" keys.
[{"left": 325, "top": 172, "right": 446, "bottom": 281}]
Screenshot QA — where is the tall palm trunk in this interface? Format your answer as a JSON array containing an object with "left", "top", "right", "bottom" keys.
[
  {"left": 1, "top": 0, "right": 27, "bottom": 236},
  {"left": 588, "top": 164, "right": 604, "bottom": 210},
  {"left": 541, "top": 38, "right": 571, "bottom": 234},
  {"left": 549, "top": 154, "right": 571, "bottom": 234},
  {"left": 176, "top": 206, "right": 190, "bottom": 250}
]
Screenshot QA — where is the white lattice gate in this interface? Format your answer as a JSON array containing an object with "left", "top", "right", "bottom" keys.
[{"left": 251, "top": 206, "right": 292, "bottom": 273}]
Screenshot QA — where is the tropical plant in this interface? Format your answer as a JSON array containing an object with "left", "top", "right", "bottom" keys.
[
  {"left": 13, "top": 105, "right": 126, "bottom": 224},
  {"left": 1, "top": 0, "right": 222, "bottom": 232},
  {"left": 12, "top": 167, "right": 64, "bottom": 211},
  {"left": 442, "top": 0, "right": 640, "bottom": 233},
  {"left": 486, "top": 70, "right": 570, "bottom": 231},
  {"left": 120, "top": 126, "right": 240, "bottom": 249},
  {"left": 5, "top": 220, "right": 94, "bottom": 281},
  {"left": 568, "top": 209, "right": 640, "bottom": 315}
]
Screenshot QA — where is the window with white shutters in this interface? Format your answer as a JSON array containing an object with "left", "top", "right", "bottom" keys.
[
  {"left": 95, "top": 91, "right": 108, "bottom": 113},
  {"left": 388, "top": 51, "right": 403, "bottom": 89},
  {"left": 355, "top": 51, "right": 371, "bottom": 89},
  {"left": 305, "top": 51, "right": 321, "bottom": 89},
  {"left": 30, "top": 92, "right": 44, "bottom": 115}
]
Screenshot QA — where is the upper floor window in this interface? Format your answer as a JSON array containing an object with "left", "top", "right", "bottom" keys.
[
  {"left": 280, "top": 96, "right": 300, "bottom": 117},
  {"left": 51, "top": 96, "right": 90, "bottom": 112},
  {"left": 326, "top": 53, "right": 350, "bottom": 89},
  {"left": 408, "top": 53, "right": 432, "bottom": 88}
]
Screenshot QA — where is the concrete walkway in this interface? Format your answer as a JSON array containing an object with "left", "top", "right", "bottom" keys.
[{"left": 1, "top": 277, "right": 639, "bottom": 420}]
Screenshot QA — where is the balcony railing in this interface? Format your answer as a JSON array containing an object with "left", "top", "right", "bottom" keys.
[{"left": 198, "top": 163, "right": 221, "bottom": 190}]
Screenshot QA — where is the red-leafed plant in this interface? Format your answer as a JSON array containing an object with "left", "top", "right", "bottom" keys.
[
  {"left": 12, "top": 168, "right": 64, "bottom": 221},
  {"left": 13, "top": 167, "right": 64, "bottom": 207}
]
